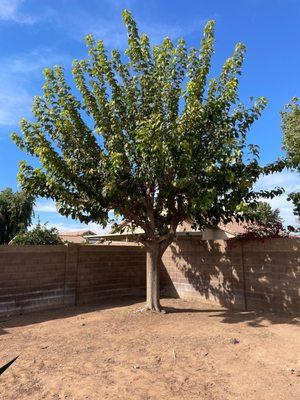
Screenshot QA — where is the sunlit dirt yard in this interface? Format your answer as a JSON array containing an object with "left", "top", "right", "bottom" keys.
[{"left": 0, "top": 297, "right": 299, "bottom": 400}]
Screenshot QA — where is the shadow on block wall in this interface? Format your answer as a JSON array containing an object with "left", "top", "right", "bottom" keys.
[{"left": 161, "top": 237, "right": 300, "bottom": 316}]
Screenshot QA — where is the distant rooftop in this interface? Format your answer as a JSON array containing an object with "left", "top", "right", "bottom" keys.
[
  {"left": 84, "top": 219, "right": 248, "bottom": 243},
  {"left": 59, "top": 230, "right": 96, "bottom": 237},
  {"left": 59, "top": 230, "right": 96, "bottom": 244}
]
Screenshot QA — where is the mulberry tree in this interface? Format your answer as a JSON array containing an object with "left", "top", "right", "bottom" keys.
[{"left": 13, "top": 11, "right": 283, "bottom": 311}]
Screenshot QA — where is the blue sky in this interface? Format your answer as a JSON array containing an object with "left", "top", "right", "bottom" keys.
[{"left": 0, "top": 0, "right": 299, "bottom": 232}]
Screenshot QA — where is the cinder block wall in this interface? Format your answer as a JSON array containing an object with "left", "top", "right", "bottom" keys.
[
  {"left": 0, "top": 245, "right": 67, "bottom": 316},
  {"left": 161, "top": 239, "right": 245, "bottom": 309},
  {"left": 242, "top": 238, "right": 300, "bottom": 312},
  {"left": 77, "top": 245, "right": 146, "bottom": 305},
  {"left": 0, "top": 238, "right": 299, "bottom": 317},
  {"left": 161, "top": 237, "right": 300, "bottom": 313},
  {"left": 0, "top": 244, "right": 146, "bottom": 317}
]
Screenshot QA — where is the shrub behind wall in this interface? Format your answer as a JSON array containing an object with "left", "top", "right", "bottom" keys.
[{"left": 10, "top": 223, "right": 62, "bottom": 245}]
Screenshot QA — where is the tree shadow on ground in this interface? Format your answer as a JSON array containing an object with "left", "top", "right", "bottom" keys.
[
  {"left": 162, "top": 305, "right": 300, "bottom": 327},
  {"left": 1, "top": 295, "right": 299, "bottom": 338},
  {"left": 208, "top": 309, "right": 300, "bottom": 327},
  {"left": 161, "top": 237, "right": 300, "bottom": 324}
]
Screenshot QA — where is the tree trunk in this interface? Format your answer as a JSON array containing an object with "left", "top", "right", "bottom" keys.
[{"left": 146, "top": 242, "right": 162, "bottom": 312}]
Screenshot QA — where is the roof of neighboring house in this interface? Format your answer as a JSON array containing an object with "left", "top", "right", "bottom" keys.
[
  {"left": 59, "top": 230, "right": 96, "bottom": 244},
  {"left": 94, "top": 240, "right": 142, "bottom": 246},
  {"left": 59, "top": 230, "right": 96, "bottom": 237},
  {"left": 84, "top": 219, "right": 248, "bottom": 243},
  {"left": 219, "top": 220, "right": 248, "bottom": 236}
]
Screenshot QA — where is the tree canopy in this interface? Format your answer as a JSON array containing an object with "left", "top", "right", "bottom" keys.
[
  {"left": 0, "top": 188, "right": 34, "bottom": 244},
  {"left": 12, "top": 11, "right": 284, "bottom": 310},
  {"left": 244, "top": 201, "right": 282, "bottom": 226},
  {"left": 281, "top": 98, "right": 300, "bottom": 217},
  {"left": 282, "top": 98, "right": 300, "bottom": 169}
]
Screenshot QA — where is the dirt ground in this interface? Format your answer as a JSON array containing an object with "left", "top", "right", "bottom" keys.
[{"left": 0, "top": 297, "right": 299, "bottom": 400}]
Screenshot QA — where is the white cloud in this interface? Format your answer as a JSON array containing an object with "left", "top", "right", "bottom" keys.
[
  {"left": 254, "top": 170, "right": 300, "bottom": 227},
  {"left": 34, "top": 199, "right": 57, "bottom": 213},
  {"left": 92, "top": 17, "right": 205, "bottom": 47},
  {"left": 0, "top": 49, "right": 69, "bottom": 126},
  {"left": 34, "top": 220, "right": 108, "bottom": 235},
  {"left": 9, "top": 49, "right": 65, "bottom": 74},
  {"left": 0, "top": 5, "right": 207, "bottom": 127},
  {"left": 0, "top": 88, "right": 32, "bottom": 126},
  {"left": 255, "top": 171, "right": 299, "bottom": 192},
  {"left": 49, "top": 4, "right": 206, "bottom": 48},
  {"left": 0, "top": 0, "right": 35, "bottom": 24},
  {"left": 33, "top": 198, "right": 110, "bottom": 234}
]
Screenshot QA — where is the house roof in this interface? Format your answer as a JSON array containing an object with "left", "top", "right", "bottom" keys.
[
  {"left": 59, "top": 230, "right": 96, "bottom": 237},
  {"left": 59, "top": 230, "right": 96, "bottom": 244},
  {"left": 84, "top": 219, "right": 248, "bottom": 243},
  {"left": 94, "top": 240, "right": 142, "bottom": 246},
  {"left": 219, "top": 220, "right": 248, "bottom": 236}
]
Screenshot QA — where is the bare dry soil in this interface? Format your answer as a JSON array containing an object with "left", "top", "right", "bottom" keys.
[{"left": 0, "top": 297, "right": 299, "bottom": 400}]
